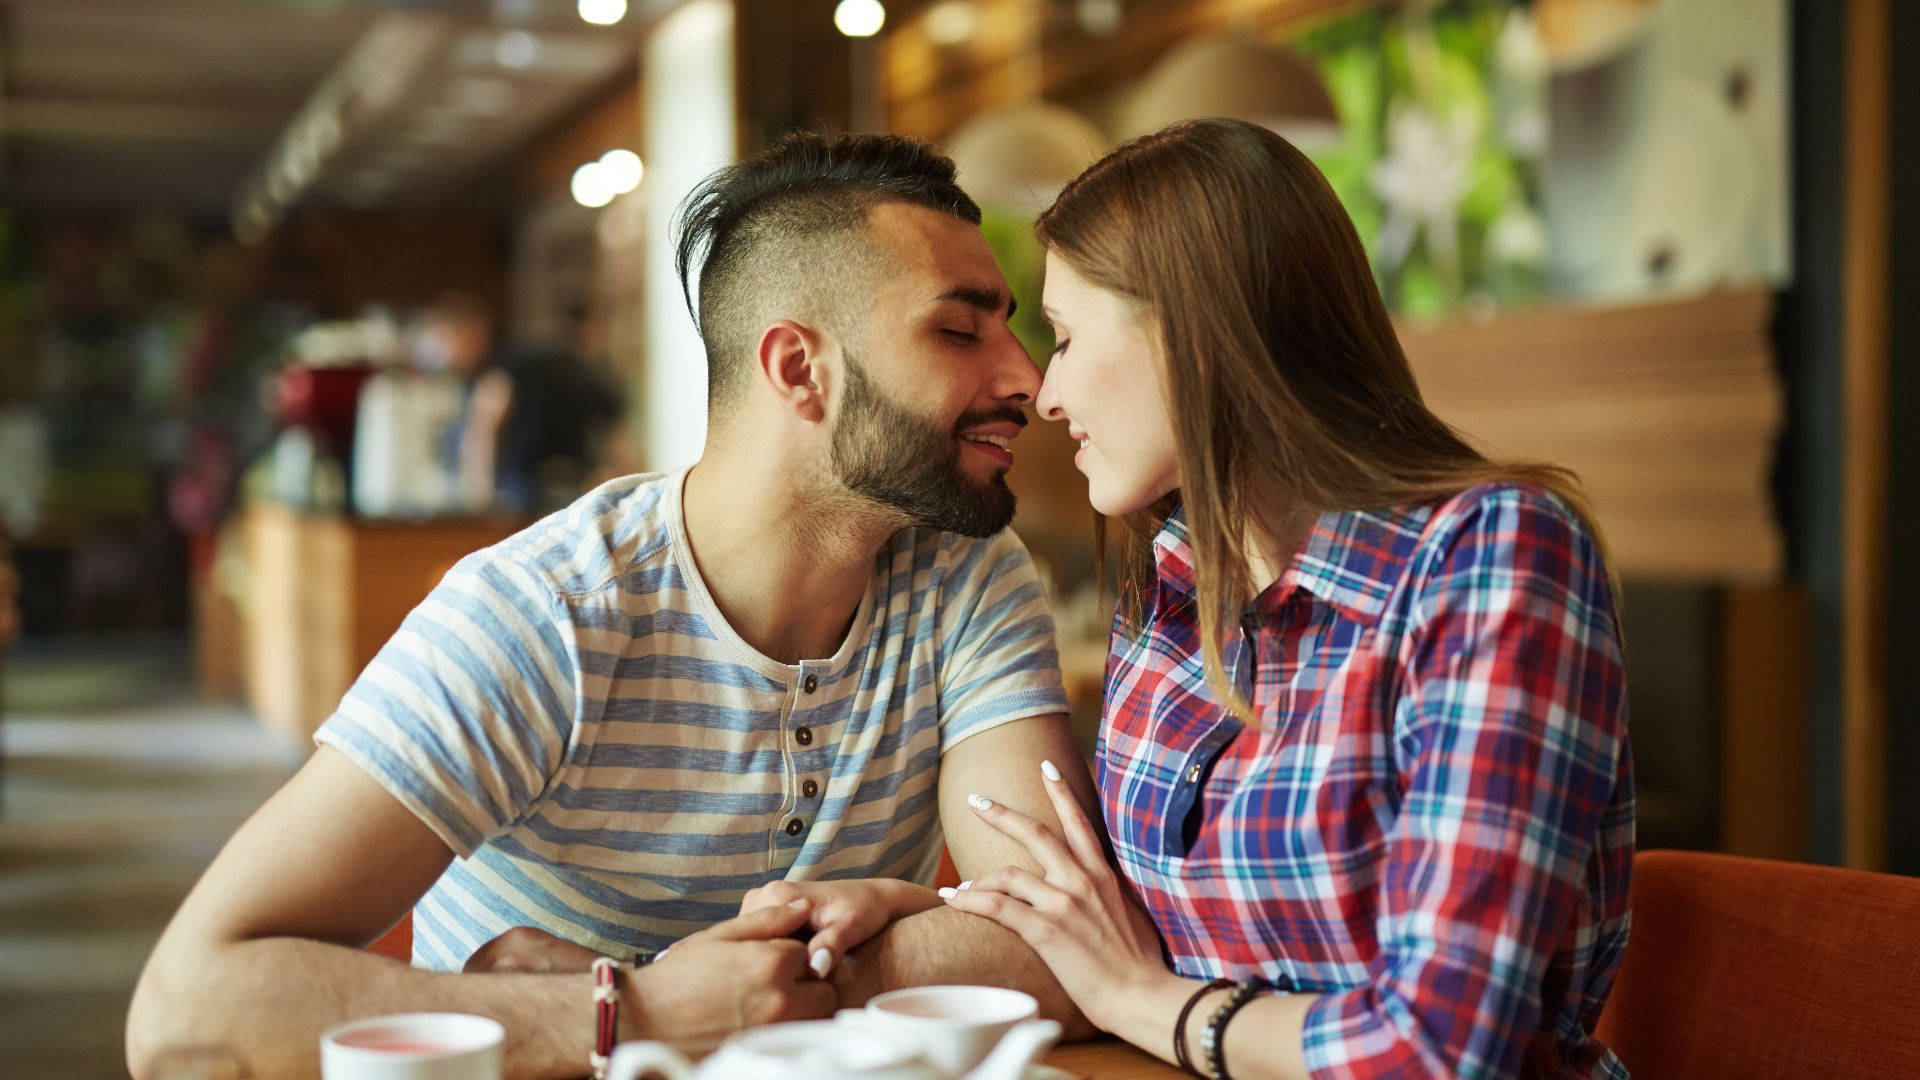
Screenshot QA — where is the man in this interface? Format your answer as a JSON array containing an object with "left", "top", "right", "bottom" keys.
[
  {"left": 127, "top": 132, "right": 1097, "bottom": 1079},
  {"left": 416, "top": 292, "right": 629, "bottom": 514}
]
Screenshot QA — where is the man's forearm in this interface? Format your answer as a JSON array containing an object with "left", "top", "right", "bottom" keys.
[
  {"left": 128, "top": 936, "right": 599, "bottom": 1080},
  {"left": 831, "top": 906, "right": 1097, "bottom": 1039}
]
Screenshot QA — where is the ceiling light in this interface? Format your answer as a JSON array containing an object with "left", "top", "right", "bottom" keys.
[
  {"left": 495, "top": 30, "right": 542, "bottom": 69},
  {"left": 834, "top": 0, "right": 886, "bottom": 38},
  {"left": 572, "top": 161, "right": 616, "bottom": 208},
  {"left": 598, "top": 148, "right": 644, "bottom": 193},
  {"left": 579, "top": 0, "right": 628, "bottom": 26}
]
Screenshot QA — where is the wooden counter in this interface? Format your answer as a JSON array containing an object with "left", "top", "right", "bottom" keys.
[{"left": 240, "top": 504, "right": 527, "bottom": 745}]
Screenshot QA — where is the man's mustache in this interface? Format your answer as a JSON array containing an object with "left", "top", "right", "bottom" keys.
[{"left": 951, "top": 406, "right": 1030, "bottom": 435}]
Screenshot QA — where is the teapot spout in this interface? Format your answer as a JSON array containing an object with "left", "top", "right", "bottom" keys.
[{"left": 961, "top": 1019, "right": 1062, "bottom": 1080}]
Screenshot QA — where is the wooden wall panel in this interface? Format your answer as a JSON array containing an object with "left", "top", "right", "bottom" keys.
[
  {"left": 1841, "top": 0, "right": 1890, "bottom": 870},
  {"left": 1400, "top": 288, "right": 1783, "bottom": 582},
  {"left": 1721, "top": 584, "right": 1810, "bottom": 860}
]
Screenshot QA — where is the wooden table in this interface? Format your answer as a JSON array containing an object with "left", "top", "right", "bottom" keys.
[{"left": 1044, "top": 1038, "right": 1182, "bottom": 1078}]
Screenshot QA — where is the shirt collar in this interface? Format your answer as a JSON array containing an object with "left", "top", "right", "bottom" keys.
[{"left": 1151, "top": 501, "right": 1434, "bottom": 626}]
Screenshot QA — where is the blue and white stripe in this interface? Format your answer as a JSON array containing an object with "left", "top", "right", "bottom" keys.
[{"left": 317, "top": 468, "right": 1067, "bottom": 969}]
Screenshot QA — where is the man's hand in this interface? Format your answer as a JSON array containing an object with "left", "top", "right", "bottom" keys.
[
  {"left": 629, "top": 899, "right": 840, "bottom": 1055},
  {"left": 463, "top": 927, "right": 606, "bottom": 974},
  {"left": 740, "top": 878, "right": 940, "bottom": 979}
]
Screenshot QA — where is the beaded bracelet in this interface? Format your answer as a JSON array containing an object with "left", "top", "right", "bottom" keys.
[
  {"left": 1200, "top": 976, "right": 1273, "bottom": 1080},
  {"left": 1173, "top": 978, "right": 1233, "bottom": 1076}
]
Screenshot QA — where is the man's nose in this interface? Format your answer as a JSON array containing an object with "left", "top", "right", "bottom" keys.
[{"left": 991, "top": 334, "right": 1041, "bottom": 404}]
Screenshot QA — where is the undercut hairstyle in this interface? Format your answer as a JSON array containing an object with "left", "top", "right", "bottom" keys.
[{"left": 674, "top": 131, "right": 982, "bottom": 409}]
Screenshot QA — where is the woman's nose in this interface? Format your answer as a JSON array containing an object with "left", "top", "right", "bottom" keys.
[{"left": 1036, "top": 361, "right": 1065, "bottom": 422}]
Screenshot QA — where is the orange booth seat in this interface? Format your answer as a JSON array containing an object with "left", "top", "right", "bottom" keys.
[
  {"left": 366, "top": 847, "right": 964, "bottom": 964},
  {"left": 1595, "top": 849, "right": 1920, "bottom": 1079}
]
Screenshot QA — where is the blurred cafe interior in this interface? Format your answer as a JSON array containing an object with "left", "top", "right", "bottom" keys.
[{"left": 0, "top": 0, "right": 1916, "bottom": 1075}]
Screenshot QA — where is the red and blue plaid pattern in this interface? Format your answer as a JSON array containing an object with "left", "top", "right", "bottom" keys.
[{"left": 1099, "top": 484, "right": 1633, "bottom": 1079}]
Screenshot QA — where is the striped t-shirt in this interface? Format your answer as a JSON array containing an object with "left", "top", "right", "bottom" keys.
[{"left": 315, "top": 468, "right": 1068, "bottom": 970}]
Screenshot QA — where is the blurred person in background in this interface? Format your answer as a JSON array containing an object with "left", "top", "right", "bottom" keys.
[
  {"left": 417, "top": 291, "right": 630, "bottom": 515},
  {"left": 128, "top": 131, "right": 1097, "bottom": 1079},
  {"left": 938, "top": 118, "right": 1635, "bottom": 1080}
]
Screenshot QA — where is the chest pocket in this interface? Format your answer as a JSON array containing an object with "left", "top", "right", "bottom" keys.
[{"left": 1162, "top": 719, "right": 1243, "bottom": 857}]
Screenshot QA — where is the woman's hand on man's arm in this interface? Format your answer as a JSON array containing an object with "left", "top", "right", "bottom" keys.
[{"left": 940, "top": 758, "right": 1319, "bottom": 1078}]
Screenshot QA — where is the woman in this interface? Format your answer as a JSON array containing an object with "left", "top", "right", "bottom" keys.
[{"left": 940, "top": 117, "right": 1633, "bottom": 1079}]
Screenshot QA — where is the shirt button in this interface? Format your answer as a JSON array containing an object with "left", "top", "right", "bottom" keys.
[
  {"left": 803, "top": 674, "right": 819, "bottom": 694},
  {"left": 1186, "top": 763, "right": 1203, "bottom": 784},
  {"left": 786, "top": 818, "right": 804, "bottom": 836},
  {"left": 802, "top": 779, "right": 819, "bottom": 798},
  {"left": 795, "top": 726, "right": 813, "bottom": 746}
]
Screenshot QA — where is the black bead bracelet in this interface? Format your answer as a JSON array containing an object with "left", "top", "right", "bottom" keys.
[
  {"left": 1173, "top": 978, "right": 1233, "bottom": 1075},
  {"left": 1200, "top": 976, "right": 1274, "bottom": 1080}
]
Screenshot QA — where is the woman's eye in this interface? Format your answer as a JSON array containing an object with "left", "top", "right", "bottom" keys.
[
  {"left": 941, "top": 329, "right": 978, "bottom": 344},
  {"left": 1050, "top": 338, "right": 1070, "bottom": 357}
]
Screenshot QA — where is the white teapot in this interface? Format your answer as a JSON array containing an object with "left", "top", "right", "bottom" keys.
[{"left": 605, "top": 986, "right": 1061, "bottom": 1080}]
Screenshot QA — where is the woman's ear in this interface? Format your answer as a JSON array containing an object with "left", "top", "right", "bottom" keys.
[{"left": 755, "top": 319, "right": 829, "bottom": 423}]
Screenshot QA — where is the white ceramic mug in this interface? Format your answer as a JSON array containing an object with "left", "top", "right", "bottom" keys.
[
  {"left": 319, "top": 1012, "right": 504, "bottom": 1080},
  {"left": 857, "top": 986, "right": 1041, "bottom": 1074}
]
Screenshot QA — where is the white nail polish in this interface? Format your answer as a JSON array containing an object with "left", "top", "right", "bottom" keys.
[
  {"left": 1041, "top": 759, "right": 1061, "bottom": 782},
  {"left": 958, "top": 879, "right": 973, "bottom": 890},
  {"left": 937, "top": 887, "right": 957, "bottom": 899},
  {"left": 967, "top": 793, "right": 992, "bottom": 811},
  {"left": 810, "top": 948, "right": 832, "bottom": 978}
]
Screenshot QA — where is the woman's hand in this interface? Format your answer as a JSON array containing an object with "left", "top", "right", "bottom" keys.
[
  {"left": 939, "top": 760, "right": 1171, "bottom": 1033},
  {"left": 739, "top": 878, "right": 938, "bottom": 979}
]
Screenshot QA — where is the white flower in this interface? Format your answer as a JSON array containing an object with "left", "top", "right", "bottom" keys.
[{"left": 1368, "top": 103, "right": 1476, "bottom": 270}]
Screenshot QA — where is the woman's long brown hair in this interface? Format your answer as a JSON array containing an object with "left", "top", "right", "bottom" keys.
[{"left": 1035, "top": 117, "right": 1609, "bottom": 725}]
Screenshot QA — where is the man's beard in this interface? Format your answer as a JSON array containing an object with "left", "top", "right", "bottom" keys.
[{"left": 830, "top": 356, "right": 1021, "bottom": 538}]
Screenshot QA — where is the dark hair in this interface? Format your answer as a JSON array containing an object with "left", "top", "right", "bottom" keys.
[
  {"left": 674, "top": 131, "right": 982, "bottom": 406},
  {"left": 1038, "top": 117, "right": 1611, "bottom": 726}
]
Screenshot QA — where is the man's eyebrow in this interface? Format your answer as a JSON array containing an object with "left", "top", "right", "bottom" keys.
[{"left": 936, "top": 285, "right": 1015, "bottom": 319}]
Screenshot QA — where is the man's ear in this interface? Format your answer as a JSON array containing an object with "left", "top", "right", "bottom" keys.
[{"left": 755, "top": 319, "right": 831, "bottom": 423}]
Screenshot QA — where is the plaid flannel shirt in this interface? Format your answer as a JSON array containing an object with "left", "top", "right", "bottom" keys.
[{"left": 1098, "top": 484, "right": 1634, "bottom": 1079}]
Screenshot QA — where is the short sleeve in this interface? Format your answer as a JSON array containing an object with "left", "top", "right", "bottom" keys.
[
  {"left": 314, "top": 552, "right": 582, "bottom": 857},
  {"left": 933, "top": 528, "right": 1071, "bottom": 750}
]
